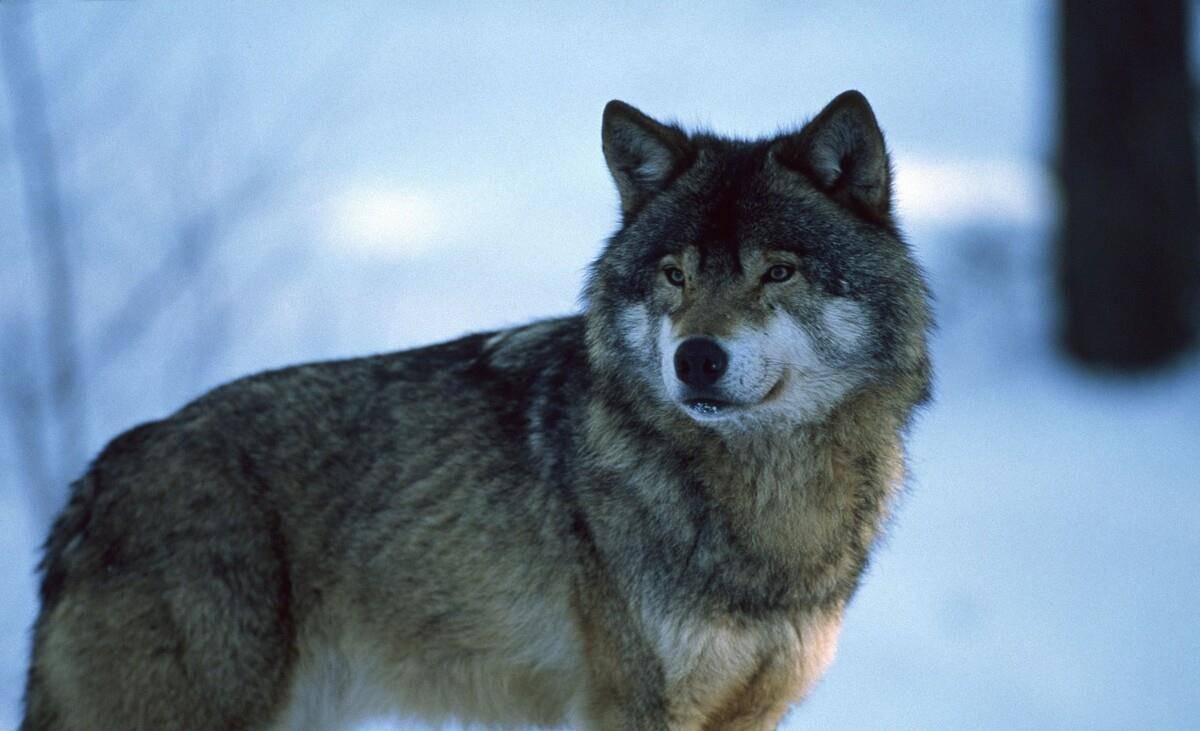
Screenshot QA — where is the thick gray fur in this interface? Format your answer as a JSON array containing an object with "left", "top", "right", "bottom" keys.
[{"left": 22, "top": 91, "right": 931, "bottom": 731}]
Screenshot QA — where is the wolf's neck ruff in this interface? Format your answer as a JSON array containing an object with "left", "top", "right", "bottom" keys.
[{"left": 582, "top": 384, "right": 903, "bottom": 611}]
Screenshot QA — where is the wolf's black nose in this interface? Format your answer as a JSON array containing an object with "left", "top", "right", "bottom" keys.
[{"left": 674, "top": 338, "right": 727, "bottom": 388}]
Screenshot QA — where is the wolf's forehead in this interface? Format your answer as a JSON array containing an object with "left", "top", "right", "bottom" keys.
[
  {"left": 675, "top": 149, "right": 816, "bottom": 258},
  {"left": 688, "top": 147, "right": 768, "bottom": 233},
  {"left": 630, "top": 142, "right": 828, "bottom": 272}
]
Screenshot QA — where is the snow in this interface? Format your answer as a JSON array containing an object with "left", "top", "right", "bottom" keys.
[{"left": 3, "top": 2, "right": 1199, "bottom": 729}]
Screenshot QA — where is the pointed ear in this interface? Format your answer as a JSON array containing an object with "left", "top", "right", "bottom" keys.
[
  {"left": 772, "top": 90, "right": 893, "bottom": 223},
  {"left": 602, "top": 100, "right": 692, "bottom": 217}
]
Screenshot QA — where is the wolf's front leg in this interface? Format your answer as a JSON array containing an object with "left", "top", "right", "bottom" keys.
[
  {"left": 576, "top": 637, "right": 673, "bottom": 729},
  {"left": 578, "top": 698, "right": 669, "bottom": 731},
  {"left": 572, "top": 582, "right": 673, "bottom": 731}
]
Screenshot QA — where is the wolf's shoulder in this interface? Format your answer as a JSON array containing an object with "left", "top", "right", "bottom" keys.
[
  {"left": 148, "top": 315, "right": 587, "bottom": 440},
  {"left": 76, "top": 315, "right": 589, "bottom": 489},
  {"left": 469, "top": 315, "right": 587, "bottom": 372},
  {"left": 189, "top": 313, "right": 581, "bottom": 397}
]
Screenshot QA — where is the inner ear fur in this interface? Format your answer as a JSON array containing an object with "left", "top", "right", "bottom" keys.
[
  {"left": 602, "top": 100, "right": 692, "bottom": 218},
  {"left": 772, "top": 90, "right": 893, "bottom": 224}
]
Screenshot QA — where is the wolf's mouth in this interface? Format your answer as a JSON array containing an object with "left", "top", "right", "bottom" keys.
[
  {"left": 683, "top": 398, "right": 734, "bottom": 416},
  {"left": 679, "top": 376, "right": 787, "bottom": 421}
]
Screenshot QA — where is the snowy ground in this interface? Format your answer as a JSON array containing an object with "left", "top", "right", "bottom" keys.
[{"left": 3, "top": 3, "right": 1199, "bottom": 729}]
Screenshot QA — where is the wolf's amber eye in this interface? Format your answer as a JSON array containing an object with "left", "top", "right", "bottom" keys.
[
  {"left": 663, "top": 267, "right": 686, "bottom": 287},
  {"left": 764, "top": 264, "right": 795, "bottom": 283}
]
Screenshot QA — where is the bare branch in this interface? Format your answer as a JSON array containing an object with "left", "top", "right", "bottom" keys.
[
  {"left": 0, "top": 317, "right": 60, "bottom": 525},
  {"left": 89, "top": 163, "right": 279, "bottom": 372},
  {"left": 1, "top": 6, "right": 87, "bottom": 491},
  {"left": 86, "top": 14, "right": 381, "bottom": 373}
]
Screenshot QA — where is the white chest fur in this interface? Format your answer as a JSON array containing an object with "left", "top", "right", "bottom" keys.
[{"left": 644, "top": 605, "right": 844, "bottom": 726}]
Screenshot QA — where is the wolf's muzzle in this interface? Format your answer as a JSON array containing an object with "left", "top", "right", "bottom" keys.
[{"left": 673, "top": 338, "right": 727, "bottom": 388}]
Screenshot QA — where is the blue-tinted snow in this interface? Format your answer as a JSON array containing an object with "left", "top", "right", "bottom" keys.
[{"left": 2, "top": 3, "right": 1198, "bottom": 729}]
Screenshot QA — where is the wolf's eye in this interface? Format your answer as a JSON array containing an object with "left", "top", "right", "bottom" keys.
[
  {"left": 764, "top": 264, "right": 795, "bottom": 283},
  {"left": 663, "top": 267, "right": 686, "bottom": 287}
]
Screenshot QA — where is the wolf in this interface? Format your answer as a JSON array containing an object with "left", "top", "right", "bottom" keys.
[{"left": 21, "top": 90, "right": 931, "bottom": 730}]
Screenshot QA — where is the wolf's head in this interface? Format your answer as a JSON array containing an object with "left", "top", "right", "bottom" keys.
[{"left": 585, "top": 92, "right": 932, "bottom": 431}]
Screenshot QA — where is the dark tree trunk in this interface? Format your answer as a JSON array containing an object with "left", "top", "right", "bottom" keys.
[{"left": 1057, "top": 0, "right": 1200, "bottom": 369}]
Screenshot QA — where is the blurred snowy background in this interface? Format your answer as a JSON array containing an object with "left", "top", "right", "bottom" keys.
[{"left": 2, "top": 2, "right": 1198, "bottom": 729}]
